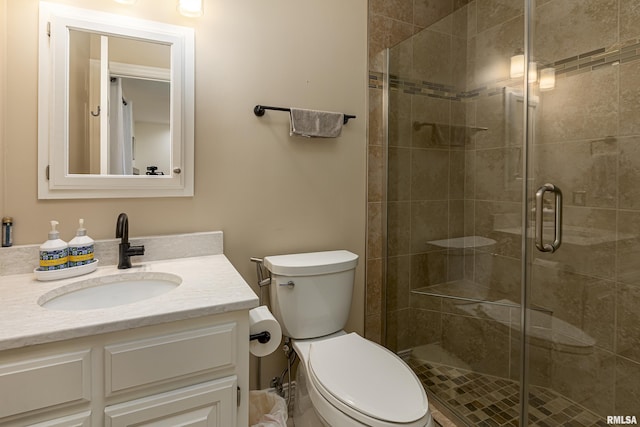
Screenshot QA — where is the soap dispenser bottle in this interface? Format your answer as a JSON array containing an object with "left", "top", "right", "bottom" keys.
[
  {"left": 68, "top": 219, "right": 94, "bottom": 267},
  {"left": 39, "top": 220, "right": 68, "bottom": 270}
]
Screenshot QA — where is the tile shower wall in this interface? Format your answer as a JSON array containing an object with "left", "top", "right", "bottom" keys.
[
  {"left": 384, "top": 3, "right": 479, "bottom": 356},
  {"left": 368, "top": 0, "right": 640, "bottom": 419},
  {"left": 366, "top": 0, "right": 471, "bottom": 345}
]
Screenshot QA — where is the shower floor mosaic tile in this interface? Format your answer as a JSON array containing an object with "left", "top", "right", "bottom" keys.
[{"left": 409, "top": 359, "right": 614, "bottom": 427}]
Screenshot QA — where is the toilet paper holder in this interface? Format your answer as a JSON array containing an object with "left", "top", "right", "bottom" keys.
[
  {"left": 250, "top": 330, "right": 272, "bottom": 344},
  {"left": 248, "top": 259, "right": 281, "bottom": 357}
]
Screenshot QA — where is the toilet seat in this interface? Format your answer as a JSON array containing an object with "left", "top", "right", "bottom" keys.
[{"left": 306, "top": 333, "right": 429, "bottom": 427}]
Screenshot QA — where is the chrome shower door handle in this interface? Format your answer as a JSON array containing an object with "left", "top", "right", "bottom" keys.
[{"left": 535, "top": 183, "right": 563, "bottom": 253}]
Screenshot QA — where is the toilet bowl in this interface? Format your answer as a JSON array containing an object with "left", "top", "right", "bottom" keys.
[
  {"left": 264, "top": 250, "right": 434, "bottom": 427},
  {"left": 293, "top": 332, "right": 434, "bottom": 427}
]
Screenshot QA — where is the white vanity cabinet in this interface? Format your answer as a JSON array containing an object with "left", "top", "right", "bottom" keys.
[{"left": 0, "top": 311, "right": 250, "bottom": 427}]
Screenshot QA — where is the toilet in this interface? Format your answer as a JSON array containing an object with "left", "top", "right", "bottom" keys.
[{"left": 264, "top": 250, "right": 434, "bottom": 427}]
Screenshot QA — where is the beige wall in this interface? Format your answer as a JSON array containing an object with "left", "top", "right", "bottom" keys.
[
  {"left": 1, "top": 0, "right": 6, "bottom": 218},
  {"left": 1, "top": 0, "right": 367, "bottom": 388}
]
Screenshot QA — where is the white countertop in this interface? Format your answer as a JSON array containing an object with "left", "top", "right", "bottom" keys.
[{"left": 0, "top": 254, "right": 259, "bottom": 351}]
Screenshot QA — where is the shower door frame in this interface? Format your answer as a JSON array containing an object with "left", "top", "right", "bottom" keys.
[{"left": 519, "top": 2, "right": 534, "bottom": 423}]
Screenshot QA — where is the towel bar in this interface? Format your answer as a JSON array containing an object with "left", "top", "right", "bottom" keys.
[{"left": 254, "top": 105, "right": 356, "bottom": 124}]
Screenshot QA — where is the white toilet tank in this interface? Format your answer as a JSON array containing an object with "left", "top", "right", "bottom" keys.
[{"left": 264, "top": 250, "right": 359, "bottom": 339}]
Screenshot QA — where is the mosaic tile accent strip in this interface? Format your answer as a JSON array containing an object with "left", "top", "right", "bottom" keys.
[
  {"left": 369, "top": 69, "right": 518, "bottom": 101},
  {"left": 369, "top": 73, "right": 384, "bottom": 89},
  {"left": 370, "top": 37, "right": 640, "bottom": 101},
  {"left": 551, "top": 37, "right": 640, "bottom": 78},
  {"left": 409, "top": 359, "right": 620, "bottom": 427}
]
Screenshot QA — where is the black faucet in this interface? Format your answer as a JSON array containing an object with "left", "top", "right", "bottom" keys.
[{"left": 115, "top": 213, "right": 145, "bottom": 269}]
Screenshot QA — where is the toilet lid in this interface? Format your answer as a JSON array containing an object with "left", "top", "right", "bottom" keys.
[{"left": 308, "top": 333, "right": 428, "bottom": 424}]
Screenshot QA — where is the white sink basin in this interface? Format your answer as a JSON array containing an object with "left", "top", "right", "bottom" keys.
[{"left": 39, "top": 272, "right": 182, "bottom": 311}]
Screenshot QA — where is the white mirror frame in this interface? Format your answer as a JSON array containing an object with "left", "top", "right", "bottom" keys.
[{"left": 38, "top": 2, "right": 195, "bottom": 199}]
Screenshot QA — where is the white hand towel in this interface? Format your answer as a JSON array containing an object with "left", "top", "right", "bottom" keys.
[{"left": 289, "top": 108, "right": 344, "bottom": 138}]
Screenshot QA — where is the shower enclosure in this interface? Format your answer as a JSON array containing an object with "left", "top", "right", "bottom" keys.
[{"left": 383, "top": 0, "right": 640, "bottom": 425}]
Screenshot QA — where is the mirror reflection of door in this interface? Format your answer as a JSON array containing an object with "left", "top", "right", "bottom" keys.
[
  {"left": 120, "top": 78, "right": 170, "bottom": 176},
  {"left": 68, "top": 30, "right": 170, "bottom": 176}
]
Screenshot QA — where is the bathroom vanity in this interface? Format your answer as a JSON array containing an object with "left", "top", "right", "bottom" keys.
[{"left": 0, "top": 233, "right": 258, "bottom": 426}]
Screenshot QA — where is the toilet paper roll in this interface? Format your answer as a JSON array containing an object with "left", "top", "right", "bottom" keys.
[{"left": 249, "top": 305, "right": 282, "bottom": 357}]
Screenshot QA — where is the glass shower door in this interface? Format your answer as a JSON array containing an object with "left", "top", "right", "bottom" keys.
[
  {"left": 384, "top": 0, "right": 640, "bottom": 425},
  {"left": 525, "top": 0, "right": 640, "bottom": 424},
  {"left": 384, "top": 1, "right": 528, "bottom": 425}
]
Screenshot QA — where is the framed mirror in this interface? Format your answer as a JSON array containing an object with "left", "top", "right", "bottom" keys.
[{"left": 38, "top": 2, "right": 195, "bottom": 199}]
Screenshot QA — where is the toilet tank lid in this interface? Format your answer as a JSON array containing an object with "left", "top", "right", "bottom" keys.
[{"left": 264, "top": 250, "right": 358, "bottom": 276}]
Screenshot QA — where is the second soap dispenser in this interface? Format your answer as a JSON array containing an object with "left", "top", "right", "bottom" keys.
[{"left": 68, "top": 218, "right": 95, "bottom": 267}]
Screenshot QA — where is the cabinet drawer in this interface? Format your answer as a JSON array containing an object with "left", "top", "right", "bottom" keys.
[
  {"left": 0, "top": 351, "right": 91, "bottom": 418},
  {"left": 27, "top": 410, "right": 91, "bottom": 427},
  {"left": 105, "top": 323, "right": 236, "bottom": 395}
]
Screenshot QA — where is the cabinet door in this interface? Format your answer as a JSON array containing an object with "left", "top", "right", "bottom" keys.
[{"left": 104, "top": 376, "right": 237, "bottom": 427}]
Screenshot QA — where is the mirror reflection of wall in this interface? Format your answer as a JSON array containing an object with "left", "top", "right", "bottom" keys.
[
  {"left": 67, "top": 29, "right": 170, "bottom": 176},
  {"left": 68, "top": 30, "right": 97, "bottom": 174}
]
